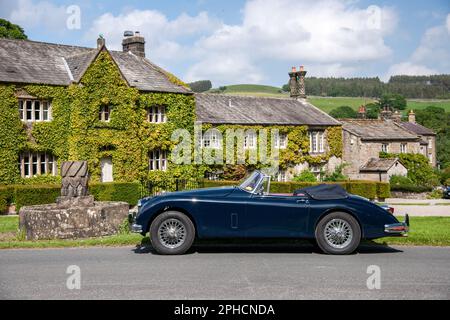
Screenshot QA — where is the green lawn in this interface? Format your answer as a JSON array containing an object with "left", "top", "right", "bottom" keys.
[{"left": 1, "top": 215, "right": 449, "bottom": 249}]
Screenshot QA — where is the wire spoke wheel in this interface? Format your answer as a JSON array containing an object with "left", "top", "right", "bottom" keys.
[
  {"left": 157, "top": 218, "right": 186, "bottom": 249},
  {"left": 324, "top": 218, "right": 353, "bottom": 249}
]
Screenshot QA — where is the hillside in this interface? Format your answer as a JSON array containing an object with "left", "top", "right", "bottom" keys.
[{"left": 210, "top": 84, "right": 450, "bottom": 113}]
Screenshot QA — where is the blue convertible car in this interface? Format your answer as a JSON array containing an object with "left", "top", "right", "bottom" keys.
[{"left": 131, "top": 171, "right": 409, "bottom": 255}]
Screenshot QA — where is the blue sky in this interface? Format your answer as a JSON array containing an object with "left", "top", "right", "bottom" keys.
[{"left": 1, "top": 0, "right": 449, "bottom": 87}]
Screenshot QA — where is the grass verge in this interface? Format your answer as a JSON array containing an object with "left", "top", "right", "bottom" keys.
[{"left": 1, "top": 215, "right": 449, "bottom": 249}]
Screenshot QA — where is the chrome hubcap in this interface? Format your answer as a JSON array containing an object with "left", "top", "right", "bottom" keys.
[
  {"left": 158, "top": 218, "right": 186, "bottom": 249},
  {"left": 324, "top": 218, "right": 353, "bottom": 249}
]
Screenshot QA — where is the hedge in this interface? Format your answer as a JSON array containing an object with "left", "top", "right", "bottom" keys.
[
  {"left": 0, "top": 182, "right": 142, "bottom": 213},
  {"left": 390, "top": 184, "right": 432, "bottom": 193},
  {"left": 202, "top": 180, "right": 389, "bottom": 200},
  {"left": 90, "top": 182, "right": 141, "bottom": 206}
]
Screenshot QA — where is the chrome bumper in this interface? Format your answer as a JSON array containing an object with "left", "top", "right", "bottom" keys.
[
  {"left": 128, "top": 209, "right": 142, "bottom": 233},
  {"left": 384, "top": 214, "right": 409, "bottom": 236}
]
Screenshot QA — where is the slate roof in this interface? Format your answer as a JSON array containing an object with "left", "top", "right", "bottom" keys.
[
  {"left": 360, "top": 158, "right": 403, "bottom": 172},
  {"left": 0, "top": 38, "right": 190, "bottom": 94},
  {"left": 399, "top": 121, "right": 436, "bottom": 136},
  {"left": 340, "top": 119, "right": 419, "bottom": 141},
  {"left": 195, "top": 94, "right": 340, "bottom": 126}
]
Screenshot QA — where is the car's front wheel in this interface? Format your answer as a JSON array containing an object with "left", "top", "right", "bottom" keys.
[
  {"left": 315, "top": 212, "right": 361, "bottom": 255},
  {"left": 150, "top": 211, "right": 195, "bottom": 255}
]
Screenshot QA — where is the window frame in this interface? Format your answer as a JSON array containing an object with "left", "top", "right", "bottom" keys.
[
  {"left": 381, "top": 143, "right": 389, "bottom": 153},
  {"left": 19, "top": 99, "right": 52, "bottom": 122},
  {"left": 147, "top": 105, "right": 167, "bottom": 124},
  {"left": 274, "top": 133, "right": 288, "bottom": 149},
  {"left": 244, "top": 132, "right": 257, "bottom": 150},
  {"left": 149, "top": 149, "right": 168, "bottom": 171},
  {"left": 309, "top": 131, "right": 324, "bottom": 153},
  {"left": 400, "top": 143, "right": 407, "bottom": 154},
  {"left": 99, "top": 105, "right": 111, "bottom": 122},
  {"left": 18, "top": 152, "right": 56, "bottom": 178}
]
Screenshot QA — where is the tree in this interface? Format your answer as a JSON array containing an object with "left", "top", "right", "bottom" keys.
[
  {"left": 365, "top": 103, "right": 380, "bottom": 119},
  {"left": 0, "top": 19, "right": 27, "bottom": 40},
  {"left": 329, "top": 106, "right": 358, "bottom": 119},
  {"left": 415, "top": 106, "right": 450, "bottom": 168},
  {"left": 377, "top": 93, "right": 407, "bottom": 110},
  {"left": 187, "top": 80, "right": 212, "bottom": 93}
]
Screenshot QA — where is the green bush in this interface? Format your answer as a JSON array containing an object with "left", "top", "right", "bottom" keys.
[
  {"left": 292, "top": 169, "right": 317, "bottom": 182},
  {"left": 90, "top": 182, "right": 141, "bottom": 206},
  {"left": 14, "top": 184, "right": 60, "bottom": 212},
  {"left": 0, "top": 186, "right": 14, "bottom": 213},
  {"left": 389, "top": 174, "right": 432, "bottom": 193},
  {"left": 18, "top": 175, "right": 62, "bottom": 185},
  {"left": 201, "top": 180, "right": 387, "bottom": 199}
]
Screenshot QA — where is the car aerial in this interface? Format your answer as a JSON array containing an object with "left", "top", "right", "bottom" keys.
[{"left": 130, "top": 171, "right": 409, "bottom": 255}]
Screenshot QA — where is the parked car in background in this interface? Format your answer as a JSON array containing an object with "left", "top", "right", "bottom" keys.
[
  {"left": 443, "top": 186, "right": 450, "bottom": 199},
  {"left": 131, "top": 171, "right": 409, "bottom": 255}
]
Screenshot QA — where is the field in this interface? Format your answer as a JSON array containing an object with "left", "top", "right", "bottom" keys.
[{"left": 212, "top": 84, "right": 450, "bottom": 114}]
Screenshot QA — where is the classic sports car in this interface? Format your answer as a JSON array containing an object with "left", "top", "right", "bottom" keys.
[{"left": 131, "top": 171, "right": 409, "bottom": 255}]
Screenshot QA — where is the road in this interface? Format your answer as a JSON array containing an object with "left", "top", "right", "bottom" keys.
[{"left": 0, "top": 244, "right": 449, "bottom": 300}]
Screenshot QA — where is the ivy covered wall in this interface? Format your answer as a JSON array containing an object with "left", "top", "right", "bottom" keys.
[{"left": 0, "top": 49, "right": 343, "bottom": 185}]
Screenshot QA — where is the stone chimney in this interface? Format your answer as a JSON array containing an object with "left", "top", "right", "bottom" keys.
[
  {"left": 358, "top": 105, "right": 366, "bottom": 119},
  {"left": 392, "top": 110, "right": 401, "bottom": 122},
  {"left": 408, "top": 110, "right": 416, "bottom": 123},
  {"left": 122, "top": 31, "right": 145, "bottom": 57},
  {"left": 97, "top": 35, "right": 105, "bottom": 49},
  {"left": 380, "top": 106, "right": 393, "bottom": 121},
  {"left": 288, "top": 66, "right": 307, "bottom": 99}
]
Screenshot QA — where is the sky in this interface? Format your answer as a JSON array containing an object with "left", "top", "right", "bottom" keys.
[{"left": 1, "top": 0, "right": 449, "bottom": 87}]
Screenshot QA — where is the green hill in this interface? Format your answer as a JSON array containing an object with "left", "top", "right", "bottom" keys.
[{"left": 211, "top": 84, "right": 288, "bottom": 97}]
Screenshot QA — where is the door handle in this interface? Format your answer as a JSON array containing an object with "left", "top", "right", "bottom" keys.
[{"left": 296, "top": 199, "right": 309, "bottom": 204}]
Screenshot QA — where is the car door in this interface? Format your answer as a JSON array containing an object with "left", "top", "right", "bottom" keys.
[{"left": 243, "top": 194, "right": 310, "bottom": 237}]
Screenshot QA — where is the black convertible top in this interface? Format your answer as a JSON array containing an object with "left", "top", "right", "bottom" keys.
[{"left": 293, "top": 184, "right": 348, "bottom": 200}]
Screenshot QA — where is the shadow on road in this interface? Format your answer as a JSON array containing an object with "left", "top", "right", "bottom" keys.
[{"left": 132, "top": 238, "right": 402, "bottom": 255}]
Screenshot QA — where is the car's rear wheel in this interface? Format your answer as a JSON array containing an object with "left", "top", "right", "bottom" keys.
[
  {"left": 150, "top": 211, "right": 195, "bottom": 255},
  {"left": 315, "top": 212, "right": 361, "bottom": 255}
]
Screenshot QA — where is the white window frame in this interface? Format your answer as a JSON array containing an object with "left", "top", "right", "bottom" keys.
[
  {"left": 309, "top": 131, "right": 324, "bottom": 153},
  {"left": 202, "top": 130, "right": 221, "bottom": 149},
  {"left": 99, "top": 105, "right": 111, "bottom": 122},
  {"left": 400, "top": 143, "right": 407, "bottom": 154},
  {"left": 244, "top": 132, "right": 257, "bottom": 149},
  {"left": 147, "top": 105, "right": 167, "bottom": 123},
  {"left": 428, "top": 138, "right": 432, "bottom": 149},
  {"left": 18, "top": 152, "right": 56, "bottom": 178},
  {"left": 149, "top": 149, "right": 167, "bottom": 171},
  {"left": 274, "top": 133, "right": 288, "bottom": 149},
  {"left": 381, "top": 143, "right": 389, "bottom": 153},
  {"left": 19, "top": 99, "right": 52, "bottom": 122}
]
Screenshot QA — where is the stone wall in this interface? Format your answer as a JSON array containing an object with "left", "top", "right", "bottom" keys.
[{"left": 19, "top": 200, "right": 129, "bottom": 240}]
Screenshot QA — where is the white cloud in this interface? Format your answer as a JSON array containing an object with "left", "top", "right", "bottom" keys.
[
  {"left": 186, "top": 0, "right": 398, "bottom": 85},
  {"left": 85, "top": 9, "right": 219, "bottom": 63},
  {"left": 385, "top": 14, "right": 450, "bottom": 80},
  {"left": 8, "top": 0, "right": 67, "bottom": 30}
]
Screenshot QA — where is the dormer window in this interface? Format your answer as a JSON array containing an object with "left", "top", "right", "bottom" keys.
[
  {"left": 19, "top": 99, "right": 51, "bottom": 122},
  {"left": 147, "top": 105, "right": 167, "bottom": 123},
  {"left": 99, "top": 105, "right": 111, "bottom": 122}
]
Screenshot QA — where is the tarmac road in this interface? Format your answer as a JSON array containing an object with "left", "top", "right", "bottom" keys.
[{"left": 0, "top": 244, "right": 449, "bottom": 300}]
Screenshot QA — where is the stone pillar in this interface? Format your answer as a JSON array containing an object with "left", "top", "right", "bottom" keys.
[
  {"left": 288, "top": 66, "right": 307, "bottom": 99},
  {"left": 408, "top": 110, "right": 416, "bottom": 123}
]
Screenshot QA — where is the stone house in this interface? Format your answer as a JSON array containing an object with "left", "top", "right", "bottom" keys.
[
  {"left": 398, "top": 110, "right": 437, "bottom": 167},
  {"left": 341, "top": 115, "right": 435, "bottom": 182},
  {"left": 0, "top": 34, "right": 342, "bottom": 184}
]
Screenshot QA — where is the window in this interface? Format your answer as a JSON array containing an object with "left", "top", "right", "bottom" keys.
[
  {"left": 309, "top": 131, "right": 324, "bottom": 153},
  {"left": 276, "top": 170, "right": 287, "bottom": 182},
  {"left": 149, "top": 149, "right": 167, "bottom": 171},
  {"left": 19, "top": 99, "right": 51, "bottom": 122},
  {"left": 147, "top": 105, "right": 167, "bottom": 123},
  {"left": 274, "top": 133, "right": 288, "bottom": 149},
  {"left": 400, "top": 143, "right": 407, "bottom": 153},
  {"left": 18, "top": 152, "right": 56, "bottom": 178},
  {"left": 381, "top": 143, "right": 389, "bottom": 153},
  {"left": 244, "top": 132, "right": 257, "bottom": 149},
  {"left": 428, "top": 138, "right": 432, "bottom": 149},
  {"left": 99, "top": 105, "right": 111, "bottom": 122},
  {"left": 203, "top": 131, "right": 221, "bottom": 148}
]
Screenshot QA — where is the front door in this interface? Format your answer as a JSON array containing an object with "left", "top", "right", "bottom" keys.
[
  {"left": 100, "top": 157, "right": 113, "bottom": 182},
  {"left": 244, "top": 194, "right": 310, "bottom": 237}
]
